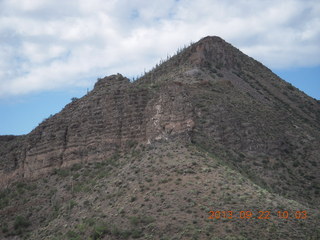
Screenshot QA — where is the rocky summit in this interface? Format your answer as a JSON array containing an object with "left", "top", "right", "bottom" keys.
[{"left": 0, "top": 36, "right": 319, "bottom": 239}]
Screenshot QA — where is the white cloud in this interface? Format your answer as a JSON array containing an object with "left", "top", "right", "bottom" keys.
[
  {"left": 22, "top": 42, "right": 66, "bottom": 63},
  {"left": 0, "top": 0, "right": 319, "bottom": 98}
]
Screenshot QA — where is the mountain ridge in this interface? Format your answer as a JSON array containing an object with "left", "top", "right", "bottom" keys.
[
  {"left": 1, "top": 36, "right": 319, "bottom": 202},
  {"left": 0, "top": 36, "right": 319, "bottom": 239}
]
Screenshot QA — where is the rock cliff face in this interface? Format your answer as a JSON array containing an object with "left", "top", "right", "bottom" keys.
[
  {"left": 0, "top": 74, "right": 196, "bottom": 187},
  {"left": 1, "top": 36, "right": 319, "bottom": 206}
]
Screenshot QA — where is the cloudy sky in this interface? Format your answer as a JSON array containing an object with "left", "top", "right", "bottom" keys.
[{"left": 0, "top": 0, "right": 319, "bottom": 135}]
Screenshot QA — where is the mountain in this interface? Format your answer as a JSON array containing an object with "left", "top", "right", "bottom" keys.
[{"left": 0, "top": 36, "right": 319, "bottom": 239}]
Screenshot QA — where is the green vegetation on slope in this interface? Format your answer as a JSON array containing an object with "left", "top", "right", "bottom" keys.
[{"left": 0, "top": 141, "right": 319, "bottom": 239}]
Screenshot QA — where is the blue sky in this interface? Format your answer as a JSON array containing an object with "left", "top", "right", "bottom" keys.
[{"left": 0, "top": 0, "right": 319, "bottom": 135}]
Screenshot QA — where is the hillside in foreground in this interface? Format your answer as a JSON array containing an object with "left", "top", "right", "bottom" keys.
[{"left": 1, "top": 141, "right": 319, "bottom": 239}]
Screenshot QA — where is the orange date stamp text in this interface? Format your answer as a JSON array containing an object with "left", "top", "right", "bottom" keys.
[{"left": 208, "top": 210, "right": 307, "bottom": 220}]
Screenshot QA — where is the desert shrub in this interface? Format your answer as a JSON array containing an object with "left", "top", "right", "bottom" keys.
[
  {"left": 1, "top": 223, "right": 8, "bottom": 233},
  {"left": 73, "top": 183, "right": 90, "bottom": 193},
  {"left": 216, "top": 63, "right": 222, "bottom": 69},
  {"left": 14, "top": 215, "right": 30, "bottom": 231},
  {"left": 129, "top": 216, "right": 140, "bottom": 226},
  {"left": 211, "top": 68, "right": 217, "bottom": 73},
  {"left": 286, "top": 84, "right": 295, "bottom": 91},
  {"left": 0, "top": 190, "right": 9, "bottom": 209},
  {"left": 131, "top": 229, "right": 143, "bottom": 238},
  {"left": 92, "top": 224, "right": 109, "bottom": 240},
  {"left": 66, "top": 230, "right": 81, "bottom": 240},
  {"left": 108, "top": 153, "right": 120, "bottom": 167},
  {"left": 54, "top": 168, "right": 70, "bottom": 177},
  {"left": 126, "top": 140, "right": 138, "bottom": 148},
  {"left": 217, "top": 73, "right": 224, "bottom": 77},
  {"left": 292, "top": 160, "right": 299, "bottom": 167},
  {"left": 70, "top": 163, "right": 82, "bottom": 172},
  {"left": 68, "top": 200, "right": 77, "bottom": 210},
  {"left": 129, "top": 215, "right": 154, "bottom": 226}
]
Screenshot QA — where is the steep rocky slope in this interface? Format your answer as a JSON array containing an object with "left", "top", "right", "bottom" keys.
[{"left": 0, "top": 36, "right": 319, "bottom": 239}]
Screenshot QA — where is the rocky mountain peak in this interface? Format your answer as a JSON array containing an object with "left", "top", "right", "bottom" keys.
[
  {"left": 137, "top": 35, "right": 258, "bottom": 87},
  {"left": 0, "top": 36, "right": 319, "bottom": 208},
  {"left": 187, "top": 36, "right": 249, "bottom": 70}
]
